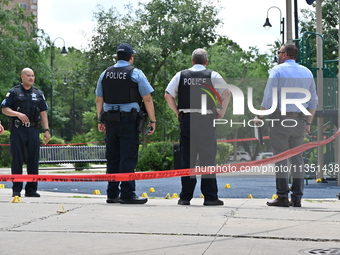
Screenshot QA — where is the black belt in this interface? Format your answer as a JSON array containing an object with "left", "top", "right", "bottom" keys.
[
  {"left": 120, "top": 112, "right": 133, "bottom": 117},
  {"left": 183, "top": 112, "right": 201, "bottom": 116},
  {"left": 105, "top": 111, "right": 133, "bottom": 117},
  {"left": 284, "top": 112, "right": 304, "bottom": 118},
  {"left": 14, "top": 120, "right": 39, "bottom": 127}
]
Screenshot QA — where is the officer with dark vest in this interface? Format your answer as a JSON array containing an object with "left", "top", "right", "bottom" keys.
[
  {"left": 1, "top": 68, "right": 50, "bottom": 197},
  {"left": 165, "top": 48, "right": 231, "bottom": 206},
  {"left": 96, "top": 43, "right": 156, "bottom": 204}
]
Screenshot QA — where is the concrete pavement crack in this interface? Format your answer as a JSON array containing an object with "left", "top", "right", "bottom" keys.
[
  {"left": 1, "top": 205, "right": 85, "bottom": 231},
  {"left": 1, "top": 229, "right": 340, "bottom": 243}
]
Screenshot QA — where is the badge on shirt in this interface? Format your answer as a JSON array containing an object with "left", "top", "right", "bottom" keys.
[{"left": 31, "top": 93, "right": 37, "bottom": 101}]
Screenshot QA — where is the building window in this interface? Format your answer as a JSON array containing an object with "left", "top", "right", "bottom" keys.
[{"left": 19, "top": 3, "right": 28, "bottom": 9}]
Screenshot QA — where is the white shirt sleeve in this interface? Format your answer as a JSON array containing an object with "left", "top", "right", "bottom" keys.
[
  {"left": 211, "top": 71, "right": 228, "bottom": 95},
  {"left": 165, "top": 71, "right": 181, "bottom": 98}
]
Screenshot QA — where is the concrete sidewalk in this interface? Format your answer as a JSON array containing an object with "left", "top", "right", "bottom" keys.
[{"left": 1, "top": 188, "right": 340, "bottom": 255}]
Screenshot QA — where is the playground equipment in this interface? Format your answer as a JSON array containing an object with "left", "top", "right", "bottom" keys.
[{"left": 299, "top": 31, "right": 338, "bottom": 180}]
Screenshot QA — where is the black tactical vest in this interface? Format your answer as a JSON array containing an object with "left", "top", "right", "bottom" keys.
[
  {"left": 101, "top": 65, "right": 142, "bottom": 104},
  {"left": 178, "top": 69, "right": 215, "bottom": 110},
  {"left": 12, "top": 84, "right": 42, "bottom": 122}
]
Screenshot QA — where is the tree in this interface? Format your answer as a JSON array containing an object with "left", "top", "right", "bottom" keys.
[
  {"left": 208, "top": 37, "right": 270, "bottom": 146},
  {"left": 0, "top": 0, "right": 50, "bottom": 125},
  {"left": 136, "top": 0, "right": 222, "bottom": 86},
  {"left": 84, "top": 0, "right": 223, "bottom": 143},
  {"left": 300, "top": 0, "right": 339, "bottom": 61}
]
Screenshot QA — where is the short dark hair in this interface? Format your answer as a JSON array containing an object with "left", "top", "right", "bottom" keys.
[
  {"left": 116, "top": 43, "right": 135, "bottom": 61},
  {"left": 192, "top": 48, "right": 208, "bottom": 65},
  {"left": 116, "top": 54, "right": 131, "bottom": 61},
  {"left": 283, "top": 44, "right": 298, "bottom": 59}
]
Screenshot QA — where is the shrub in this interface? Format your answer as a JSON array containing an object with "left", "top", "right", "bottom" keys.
[
  {"left": 216, "top": 142, "right": 233, "bottom": 165},
  {"left": 40, "top": 134, "right": 65, "bottom": 145},
  {"left": 135, "top": 141, "right": 233, "bottom": 171},
  {"left": 0, "top": 131, "right": 11, "bottom": 167},
  {"left": 70, "top": 134, "right": 91, "bottom": 171},
  {"left": 136, "top": 142, "right": 174, "bottom": 171}
]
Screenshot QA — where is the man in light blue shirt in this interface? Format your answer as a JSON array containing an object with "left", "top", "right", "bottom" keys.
[
  {"left": 96, "top": 43, "right": 156, "bottom": 205},
  {"left": 259, "top": 44, "right": 318, "bottom": 207}
]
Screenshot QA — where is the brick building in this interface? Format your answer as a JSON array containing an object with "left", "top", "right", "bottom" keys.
[{"left": 3, "top": 0, "right": 38, "bottom": 28}]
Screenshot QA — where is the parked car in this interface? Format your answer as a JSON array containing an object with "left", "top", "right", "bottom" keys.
[
  {"left": 256, "top": 152, "right": 274, "bottom": 160},
  {"left": 228, "top": 151, "right": 251, "bottom": 162}
]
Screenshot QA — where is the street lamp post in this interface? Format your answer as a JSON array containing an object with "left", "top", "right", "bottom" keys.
[
  {"left": 63, "top": 76, "right": 76, "bottom": 136},
  {"left": 263, "top": 6, "right": 285, "bottom": 45},
  {"left": 50, "top": 37, "right": 67, "bottom": 135}
]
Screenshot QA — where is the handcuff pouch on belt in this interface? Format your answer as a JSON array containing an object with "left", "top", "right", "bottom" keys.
[
  {"left": 105, "top": 107, "right": 139, "bottom": 122},
  {"left": 106, "top": 109, "right": 121, "bottom": 122},
  {"left": 178, "top": 111, "right": 184, "bottom": 122},
  {"left": 137, "top": 109, "right": 147, "bottom": 132}
]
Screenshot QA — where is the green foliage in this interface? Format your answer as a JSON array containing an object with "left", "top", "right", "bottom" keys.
[
  {"left": 216, "top": 142, "right": 233, "bottom": 165},
  {"left": 40, "top": 134, "right": 65, "bottom": 145},
  {"left": 209, "top": 37, "right": 270, "bottom": 141},
  {"left": 0, "top": 130, "right": 11, "bottom": 167},
  {"left": 82, "top": 109, "right": 105, "bottom": 143},
  {"left": 136, "top": 141, "right": 233, "bottom": 171},
  {"left": 69, "top": 134, "right": 91, "bottom": 170},
  {"left": 300, "top": 0, "right": 339, "bottom": 62},
  {"left": 0, "top": 1, "right": 51, "bottom": 125},
  {"left": 137, "top": 0, "right": 222, "bottom": 85},
  {"left": 0, "top": 0, "right": 286, "bottom": 149},
  {"left": 136, "top": 142, "right": 174, "bottom": 171}
]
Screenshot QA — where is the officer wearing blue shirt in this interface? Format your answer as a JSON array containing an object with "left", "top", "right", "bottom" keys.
[
  {"left": 96, "top": 43, "right": 156, "bottom": 204},
  {"left": 258, "top": 44, "right": 318, "bottom": 207},
  {"left": 1, "top": 68, "right": 50, "bottom": 197}
]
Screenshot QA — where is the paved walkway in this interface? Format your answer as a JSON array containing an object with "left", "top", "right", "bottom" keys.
[{"left": 1, "top": 188, "right": 340, "bottom": 255}]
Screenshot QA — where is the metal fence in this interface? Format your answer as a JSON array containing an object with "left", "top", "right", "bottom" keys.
[{"left": 39, "top": 146, "right": 106, "bottom": 164}]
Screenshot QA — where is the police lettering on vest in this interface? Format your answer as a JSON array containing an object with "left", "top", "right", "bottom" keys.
[
  {"left": 105, "top": 71, "right": 127, "bottom": 80},
  {"left": 102, "top": 65, "right": 142, "bottom": 104},
  {"left": 183, "top": 78, "right": 207, "bottom": 86},
  {"left": 178, "top": 69, "right": 215, "bottom": 110}
]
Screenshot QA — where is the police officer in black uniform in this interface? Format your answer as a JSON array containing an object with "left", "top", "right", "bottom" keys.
[
  {"left": 165, "top": 48, "right": 231, "bottom": 206},
  {"left": 1, "top": 68, "right": 50, "bottom": 197},
  {"left": 96, "top": 43, "right": 156, "bottom": 204}
]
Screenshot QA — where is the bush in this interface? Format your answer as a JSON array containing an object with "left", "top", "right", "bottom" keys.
[
  {"left": 136, "top": 142, "right": 174, "bottom": 171},
  {"left": 0, "top": 131, "right": 11, "bottom": 167},
  {"left": 70, "top": 134, "right": 91, "bottom": 171},
  {"left": 135, "top": 141, "right": 233, "bottom": 171},
  {"left": 40, "top": 134, "right": 65, "bottom": 145},
  {"left": 216, "top": 142, "right": 233, "bottom": 165}
]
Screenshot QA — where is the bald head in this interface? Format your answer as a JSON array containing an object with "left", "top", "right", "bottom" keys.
[{"left": 21, "top": 68, "right": 35, "bottom": 89}]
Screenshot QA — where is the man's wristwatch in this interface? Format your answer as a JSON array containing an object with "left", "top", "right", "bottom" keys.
[
  {"left": 149, "top": 120, "right": 156, "bottom": 123},
  {"left": 44, "top": 129, "right": 50, "bottom": 132},
  {"left": 306, "top": 122, "right": 312, "bottom": 125}
]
